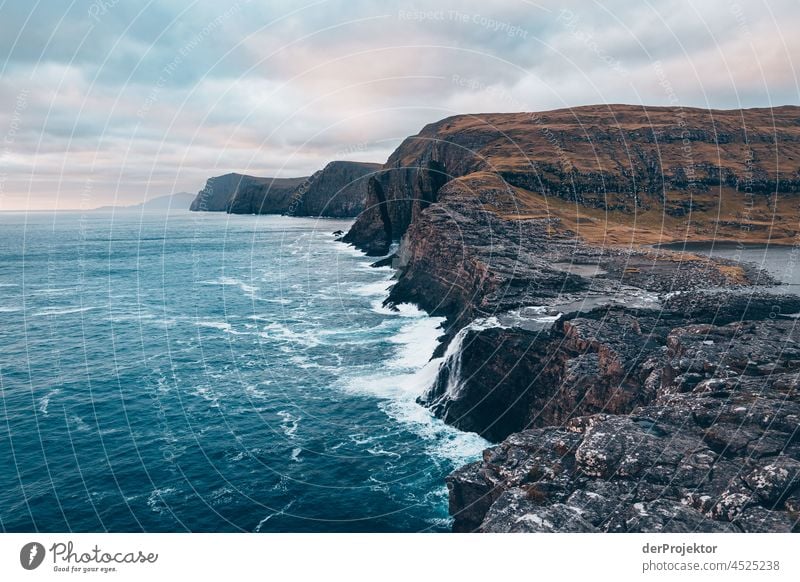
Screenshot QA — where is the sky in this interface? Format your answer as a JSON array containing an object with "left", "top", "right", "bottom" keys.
[{"left": 0, "top": 0, "right": 798, "bottom": 210}]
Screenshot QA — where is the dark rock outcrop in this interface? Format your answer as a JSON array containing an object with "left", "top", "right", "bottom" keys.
[
  {"left": 420, "top": 292, "right": 800, "bottom": 444},
  {"left": 227, "top": 176, "right": 308, "bottom": 214},
  {"left": 421, "top": 309, "right": 671, "bottom": 442},
  {"left": 287, "top": 161, "right": 381, "bottom": 217},
  {"left": 447, "top": 320, "right": 800, "bottom": 532},
  {"left": 188, "top": 173, "right": 306, "bottom": 213},
  {"left": 189, "top": 161, "right": 381, "bottom": 216}
]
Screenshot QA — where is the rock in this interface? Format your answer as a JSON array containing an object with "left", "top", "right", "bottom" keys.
[
  {"left": 445, "top": 321, "right": 800, "bottom": 532},
  {"left": 287, "top": 161, "right": 381, "bottom": 218},
  {"left": 419, "top": 308, "right": 674, "bottom": 442},
  {"left": 733, "top": 507, "right": 798, "bottom": 532},
  {"left": 344, "top": 105, "right": 800, "bottom": 256},
  {"left": 564, "top": 488, "right": 623, "bottom": 527},
  {"left": 190, "top": 161, "right": 380, "bottom": 216},
  {"left": 480, "top": 491, "right": 598, "bottom": 532},
  {"left": 610, "top": 499, "right": 737, "bottom": 533},
  {"left": 189, "top": 173, "right": 307, "bottom": 212},
  {"left": 336, "top": 105, "right": 800, "bottom": 532},
  {"left": 420, "top": 325, "right": 559, "bottom": 441},
  {"left": 445, "top": 462, "right": 496, "bottom": 532},
  {"left": 743, "top": 457, "right": 800, "bottom": 506}
]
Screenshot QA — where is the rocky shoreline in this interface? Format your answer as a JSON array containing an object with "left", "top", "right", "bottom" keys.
[{"left": 342, "top": 104, "right": 800, "bottom": 532}]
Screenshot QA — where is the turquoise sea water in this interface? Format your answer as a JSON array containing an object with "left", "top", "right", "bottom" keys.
[{"left": 0, "top": 211, "right": 486, "bottom": 532}]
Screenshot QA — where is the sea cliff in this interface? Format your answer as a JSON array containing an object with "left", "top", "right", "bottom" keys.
[
  {"left": 188, "top": 173, "right": 307, "bottom": 213},
  {"left": 344, "top": 104, "right": 800, "bottom": 532},
  {"left": 189, "top": 161, "right": 380, "bottom": 216}
]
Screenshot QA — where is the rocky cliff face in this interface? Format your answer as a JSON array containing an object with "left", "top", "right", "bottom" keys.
[
  {"left": 448, "top": 315, "right": 800, "bottom": 532},
  {"left": 227, "top": 176, "right": 307, "bottom": 214},
  {"left": 188, "top": 173, "right": 307, "bottom": 213},
  {"left": 190, "top": 161, "right": 380, "bottom": 216},
  {"left": 343, "top": 104, "right": 800, "bottom": 532},
  {"left": 345, "top": 104, "right": 800, "bottom": 255},
  {"left": 288, "top": 161, "right": 381, "bottom": 217}
]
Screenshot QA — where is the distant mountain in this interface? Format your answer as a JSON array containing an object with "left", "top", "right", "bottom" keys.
[{"left": 93, "top": 192, "right": 196, "bottom": 212}]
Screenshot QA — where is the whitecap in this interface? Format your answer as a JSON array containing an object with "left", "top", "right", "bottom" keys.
[
  {"left": 192, "top": 385, "right": 220, "bottom": 407},
  {"left": 244, "top": 383, "right": 269, "bottom": 399},
  {"left": 32, "top": 305, "right": 98, "bottom": 317},
  {"left": 229, "top": 450, "right": 248, "bottom": 462},
  {"left": 288, "top": 355, "right": 323, "bottom": 370},
  {"left": 202, "top": 276, "right": 260, "bottom": 299},
  {"left": 335, "top": 243, "right": 370, "bottom": 259},
  {"left": 69, "top": 415, "right": 90, "bottom": 432},
  {"left": 277, "top": 410, "right": 301, "bottom": 438},
  {"left": 38, "top": 388, "right": 61, "bottom": 416},
  {"left": 195, "top": 321, "right": 232, "bottom": 332},
  {"left": 341, "top": 357, "right": 489, "bottom": 465},
  {"left": 254, "top": 499, "right": 295, "bottom": 532},
  {"left": 259, "top": 323, "right": 321, "bottom": 346},
  {"left": 388, "top": 316, "right": 445, "bottom": 369},
  {"left": 210, "top": 486, "right": 233, "bottom": 504},
  {"left": 194, "top": 320, "right": 251, "bottom": 335},
  {"left": 370, "top": 300, "right": 428, "bottom": 318},
  {"left": 351, "top": 279, "right": 393, "bottom": 297},
  {"left": 147, "top": 487, "right": 178, "bottom": 514},
  {"left": 366, "top": 446, "right": 402, "bottom": 459},
  {"left": 246, "top": 314, "right": 270, "bottom": 322}
]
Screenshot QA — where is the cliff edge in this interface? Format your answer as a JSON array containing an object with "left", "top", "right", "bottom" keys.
[
  {"left": 343, "top": 104, "right": 800, "bottom": 532},
  {"left": 188, "top": 173, "right": 307, "bottom": 213},
  {"left": 189, "top": 161, "right": 381, "bottom": 216},
  {"left": 288, "top": 161, "right": 381, "bottom": 217}
]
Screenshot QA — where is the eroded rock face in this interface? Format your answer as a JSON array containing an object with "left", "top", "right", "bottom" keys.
[
  {"left": 446, "top": 320, "right": 800, "bottom": 533},
  {"left": 227, "top": 177, "right": 307, "bottom": 214},
  {"left": 419, "top": 309, "right": 672, "bottom": 442},
  {"left": 189, "top": 161, "right": 380, "bottom": 216},
  {"left": 189, "top": 173, "right": 307, "bottom": 213},
  {"left": 288, "top": 161, "right": 381, "bottom": 218}
]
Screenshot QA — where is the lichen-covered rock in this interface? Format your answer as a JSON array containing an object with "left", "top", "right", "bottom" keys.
[
  {"left": 733, "top": 507, "right": 798, "bottom": 533},
  {"left": 447, "top": 320, "right": 800, "bottom": 532},
  {"left": 480, "top": 490, "right": 598, "bottom": 532},
  {"left": 744, "top": 457, "right": 800, "bottom": 506},
  {"left": 609, "top": 499, "right": 737, "bottom": 533}
]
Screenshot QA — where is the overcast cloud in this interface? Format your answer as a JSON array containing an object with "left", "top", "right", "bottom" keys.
[{"left": 0, "top": 0, "right": 798, "bottom": 209}]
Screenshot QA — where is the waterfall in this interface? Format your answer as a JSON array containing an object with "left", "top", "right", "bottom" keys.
[
  {"left": 420, "top": 307, "right": 560, "bottom": 408},
  {"left": 422, "top": 315, "right": 504, "bottom": 405},
  {"left": 440, "top": 325, "right": 470, "bottom": 400}
]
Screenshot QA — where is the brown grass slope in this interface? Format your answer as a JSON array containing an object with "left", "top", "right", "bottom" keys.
[{"left": 347, "top": 104, "right": 800, "bottom": 251}]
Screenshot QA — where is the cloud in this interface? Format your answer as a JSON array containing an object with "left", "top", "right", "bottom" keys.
[{"left": 0, "top": 0, "right": 798, "bottom": 209}]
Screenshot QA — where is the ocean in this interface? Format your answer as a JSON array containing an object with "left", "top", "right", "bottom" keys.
[{"left": 0, "top": 210, "right": 486, "bottom": 532}]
